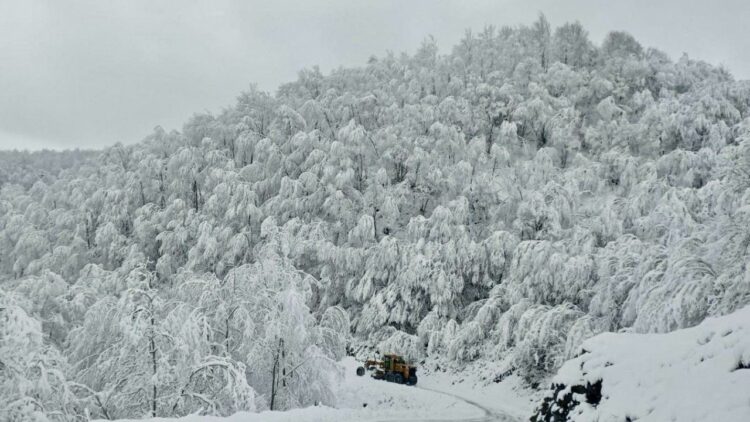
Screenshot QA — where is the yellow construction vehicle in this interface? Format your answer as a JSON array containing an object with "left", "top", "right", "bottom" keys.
[{"left": 356, "top": 353, "right": 418, "bottom": 385}]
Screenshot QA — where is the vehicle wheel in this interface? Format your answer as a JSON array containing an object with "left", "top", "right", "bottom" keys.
[
  {"left": 394, "top": 373, "right": 404, "bottom": 384},
  {"left": 385, "top": 372, "right": 394, "bottom": 383},
  {"left": 407, "top": 375, "right": 418, "bottom": 386},
  {"left": 356, "top": 366, "right": 365, "bottom": 376}
]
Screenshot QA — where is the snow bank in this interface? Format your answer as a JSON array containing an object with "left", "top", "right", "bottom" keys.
[{"left": 534, "top": 305, "right": 750, "bottom": 421}]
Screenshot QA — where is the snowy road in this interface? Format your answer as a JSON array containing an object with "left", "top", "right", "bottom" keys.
[
  {"left": 329, "top": 381, "right": 519, "bottom": 422},
  {"left": 332, "top": 357, "right": 524, "bottom": 422},
  {"left": 111, "top": 358, "right": 528, "bottom": 422},
  {"left": 408, "top": 386, "right": 518, "bottom": 422},
  {"left": 357, "top": 385, "right": 517, "bottom": 422}
]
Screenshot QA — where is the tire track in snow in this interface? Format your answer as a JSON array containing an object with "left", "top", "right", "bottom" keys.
[
  {"left": 369, "top": 385, "right": 519, "bottom": 422},
  {"left": 417, "top": 386, "right": 519, "bottom": 422}
]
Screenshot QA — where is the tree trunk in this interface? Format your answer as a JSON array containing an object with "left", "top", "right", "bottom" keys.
[
  {"left": 158, "top": 172, "right": 166, "bottom": 209},
  {"left": 269, "top": 338, "right": 283, "bottom": 411},
  {"left": 192, "top": 179, "right": 199, "bottom": 211},
  {"left": 150, "top": 315, "right": 157, "bottom": 417},
  {"left": 148, "top": 278, "right": 158, "bottom": 418},
  {"left": 139, "top": 181, "right": 147, "bottom": 206},
  {"left": 224, "top": 316, "right": 231, "bottom": 355}
]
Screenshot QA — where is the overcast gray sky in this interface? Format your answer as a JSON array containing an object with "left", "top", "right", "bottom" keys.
[{"left": 1, "top": 0, "right": 748, "bottom": 150}]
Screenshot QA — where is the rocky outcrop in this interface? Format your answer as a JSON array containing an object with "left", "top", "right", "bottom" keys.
[{"left": 530, "top": 380, "right": 602, "bottom": 422}]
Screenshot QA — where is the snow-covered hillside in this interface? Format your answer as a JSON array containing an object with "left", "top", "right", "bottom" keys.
[
  {"left": 3, "top": 15, "right": 750, "bottom": 421},
  {"left": 532, "top": 305, "right": 750, "bottom": 421}
]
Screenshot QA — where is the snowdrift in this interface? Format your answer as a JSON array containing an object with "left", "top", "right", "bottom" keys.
[{"left": 532, "top": 305, "right": 750, "bottom": 421}]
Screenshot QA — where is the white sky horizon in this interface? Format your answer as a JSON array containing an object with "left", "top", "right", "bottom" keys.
[{"left": 2, "top": 0, "right": 749, "bottom": 151}]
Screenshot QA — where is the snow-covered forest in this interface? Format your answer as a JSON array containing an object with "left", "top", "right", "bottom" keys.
[{"left": 2, "top": 16, "right": 750, "bottom": 421}]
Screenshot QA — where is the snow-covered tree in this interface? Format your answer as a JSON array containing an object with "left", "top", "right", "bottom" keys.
[{"left": 2, "top": 17, "right": 750, "bottom": 419}]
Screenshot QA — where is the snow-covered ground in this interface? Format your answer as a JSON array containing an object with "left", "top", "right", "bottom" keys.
[
  {"left": 106, "top": 357, "right": 535, "bottom": 422},
  {"left": 118, "top": 307, "right": 750, "bottom": 422},
  {"left": 549, "top": 305, "right": 750, "bottom": 421},
  {"left": 418, "top": 360, "right": 539, "bottom": 421}
]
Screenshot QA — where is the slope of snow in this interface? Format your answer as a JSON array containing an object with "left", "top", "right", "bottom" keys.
[
  {"left": 419, "top": 360, "right": 540, "bottom": 420},
  {"left": 550, "top": 305, "right": 750, "bottom": 421},
  {"left": 104, "top": 357, "right": 488, "bottom": 422}
]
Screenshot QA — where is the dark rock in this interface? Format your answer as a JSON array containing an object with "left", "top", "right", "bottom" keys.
[
  {"left": 493, "top": 368, "right": 514, "bottom": 383},
  {"left": 585, "top": 380, "right": 602, "bottom": 405},
  {"left": 529, "top": 379, "right": 603, "bottom": 422}
]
